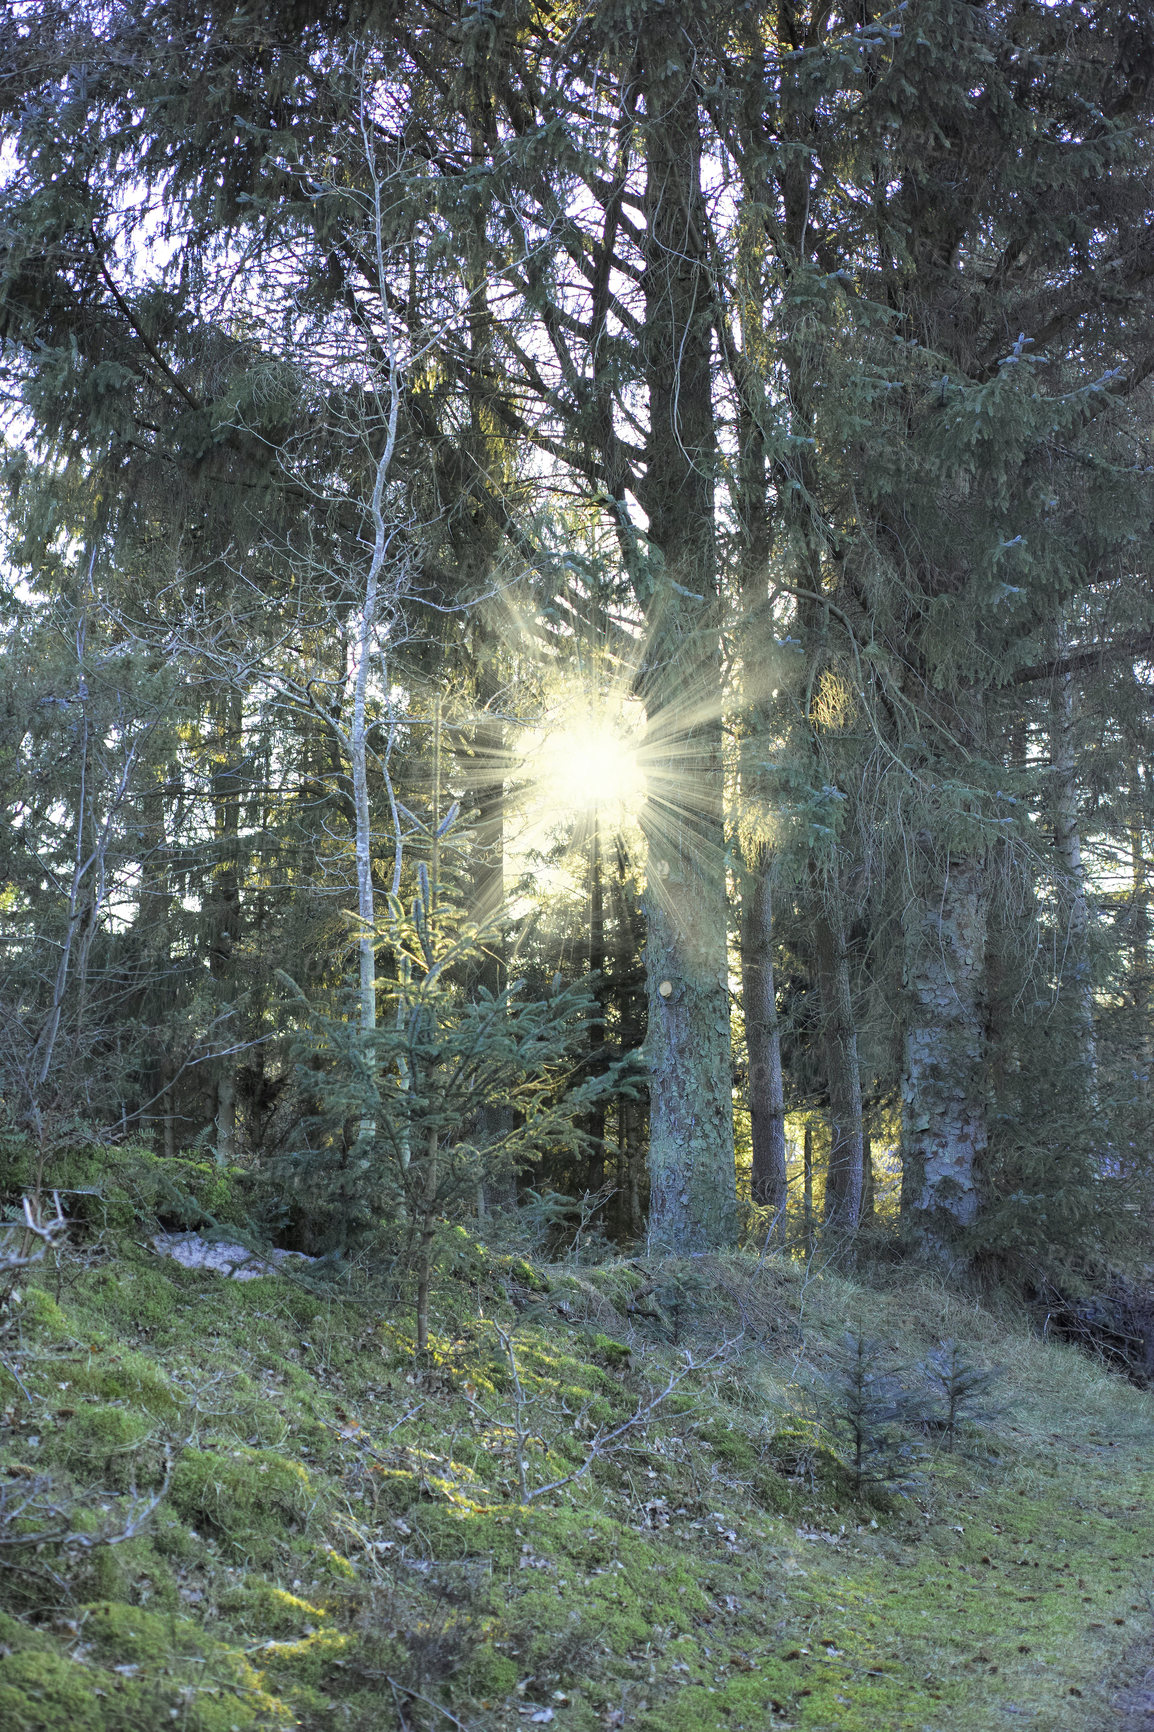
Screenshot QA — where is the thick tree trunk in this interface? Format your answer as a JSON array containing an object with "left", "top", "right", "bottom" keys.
[
  {"left": 637, "top": 17, "right": 736, "bottom": 1250},
  {"left": 815, "top": 904, "right": 863, "bottom": 1235},
  {"left": 740, "top": 855, "right": 787, "bottom": 1219},
  {"left": 643, "top": 834, "right": 736, "bottom": 1248},
  {"left": 733, "top": 353, "right": 786, "bottom": 1227},
  {"left": 900, "top": 854, "right": 988, "bottom": 1259}
]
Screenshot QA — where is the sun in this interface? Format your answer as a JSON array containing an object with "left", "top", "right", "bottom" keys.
[{"left": 522, "top": 699, "right": 646, "bottom": 826}]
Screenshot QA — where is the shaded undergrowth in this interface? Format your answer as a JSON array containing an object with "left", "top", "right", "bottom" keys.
[{"left": 1, "top": 1161, "right": 1153, "bottom": 1729}]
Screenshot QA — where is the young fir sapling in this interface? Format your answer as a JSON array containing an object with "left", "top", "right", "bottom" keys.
[
  {"left": 919, "top": 1339, "right": 1002, "bottom": 1449},
  {"left": 822, "top": 1329, "right": 922, "bottom": 1496},
  {"left": 281, "top": 795, "right": 626, "bottom": 1352}
]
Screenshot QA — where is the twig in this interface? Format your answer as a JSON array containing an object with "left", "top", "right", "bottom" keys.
[
  {"left": 357, "top": 1674, "right": 474, "bottom": 1730},
  {"left": 524, "top": 1334, "right": 743, "bottom": 1503}
]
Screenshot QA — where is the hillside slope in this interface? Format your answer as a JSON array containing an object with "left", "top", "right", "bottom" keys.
[{"left": 2, "top": 1196, "right": 1153, "bottom": 1731}]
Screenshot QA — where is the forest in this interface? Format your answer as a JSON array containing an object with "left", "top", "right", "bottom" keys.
[{"left": 3, "top": 2, "right": 1154, "bottom": 1730}]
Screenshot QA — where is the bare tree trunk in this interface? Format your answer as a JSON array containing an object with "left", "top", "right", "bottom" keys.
[
  {"left": 611, "top": 845, "right": 647, "bottom": 1240},
  {"left": 208, "top": 695, "right": 243, "bottom": 1165},
  {"left": 638, "top": 19, "right": 736, "bottom": 1251},
  {"left": 1051, "top": 659, "right": 1097, "bottom": 1104},
  {"left": 732, "top": 181, "right": 787, "bottom": 1236},
  {"left": 803, "top": 1120, "right": 815, "bottom": 1257},
  {"left": 740, "top": 853, "right": 787, "bottom": 1220},
  {"left": 350, "top": 565, "right": 380, "bottom": 1047},
  {"left": 1129, "top": 761, "right": 1151, "bottom": 1102},
  {"left": 900, "top": 853, "right": 988, "bottom": 1261},
  {"left": 468, "top": 671, "right": 517, "bottom": 1214},
  {"left": 415, "top": 1129, "right": 438, "bottom": 1354},
  {"left": 815, "top": 902, "right": 863, "bottom": 1236},
  {"left": 861, "top": 1120, "right": 875, "bottom": 1225},
  {"left": 585, "top": 817, "right": 607, "bottom": 1193}
]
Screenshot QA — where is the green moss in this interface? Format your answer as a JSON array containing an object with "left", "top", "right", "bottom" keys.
[
  {"left": 0, "top": 1649, "right": 108, "bottom": 1730},
  {"left": 62, "top": 1348, "right": 179, "bottom": 1416},
  {"left": 463, "top": 1645, "right": 521, "bottom": 1698},
  {"left": 696, "top": 1419, "right": 757, "bottom": 1472},
  {"left": 170, "top": 1447, "right": 315, "bottom": 1557},
  {"left": 21, "top": 1289, "right": 68, "bottom": 1336},
  {"left": 10, "top": 1232, "right": 1154, "bottom": 1732},
  {"left": 219, "top": 1583, "right": 330, "bottom": 1638},
  {"left": 587, "top": 1332, "right": 632, "bottom": 1368},
  {"left": 53, "top": 1405, "right": 156, "bottom": 1488},
  {"left": 768, "top": 1423, "right": 857, "bottom": 1501},
  {"left": 80, "top": 1600, "right": 203, "bottom": 1663},
  {"left": 256, "top": 1624, "right": 354, "bottom": 1686}
]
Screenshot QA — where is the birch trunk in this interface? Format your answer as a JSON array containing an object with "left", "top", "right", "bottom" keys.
[{"left": 350, "top": 564, "right": 379, "bottom": 1046}]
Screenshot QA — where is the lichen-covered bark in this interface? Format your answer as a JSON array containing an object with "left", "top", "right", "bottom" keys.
[
  {"left": 644, "top": 818, "right": 737, "bottom": 1250},
  {"left": 900, "top": 855, "right": 988, "bottom": 1257},
  {"left": 637, "top": 17, "right": 736, "bottom": 1250}
]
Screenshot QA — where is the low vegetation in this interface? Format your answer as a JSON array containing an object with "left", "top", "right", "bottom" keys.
[{"left": 1, "top": 1154, "right": 1153, "bottom": 1731}]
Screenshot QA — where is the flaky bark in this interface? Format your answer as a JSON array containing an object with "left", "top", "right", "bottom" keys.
[
  {"left": 900, "top": 854, "right": 988, "bottom": 1258},
  {"left": 637, "top": 17, "right": 736, "bottom": 1250}
]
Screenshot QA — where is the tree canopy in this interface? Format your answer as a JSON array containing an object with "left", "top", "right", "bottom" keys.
[{"left": 3, "top": 0, "right": 1154, "bottom": 1278}]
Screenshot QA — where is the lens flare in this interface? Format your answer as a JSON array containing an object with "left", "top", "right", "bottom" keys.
[
  {"left": 530, "top": 710, "right": 646, "bottom": 821},
  {"left": 510, "top": 694, "right": 647, "bottom": 887}
]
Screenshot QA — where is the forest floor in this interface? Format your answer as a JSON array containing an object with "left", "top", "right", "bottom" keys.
[{"left": 2, "top": 1155, "right": 1154, "bottom": 1732}]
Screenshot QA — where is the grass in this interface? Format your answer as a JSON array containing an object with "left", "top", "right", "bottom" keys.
[{"left": 1, "top": 1192, "right": 1153, "bottom": 1730}]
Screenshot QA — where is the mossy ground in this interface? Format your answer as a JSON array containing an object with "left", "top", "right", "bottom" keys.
[{"left": 2, "top": 1188, "right": 1152, "bottom": 1730}]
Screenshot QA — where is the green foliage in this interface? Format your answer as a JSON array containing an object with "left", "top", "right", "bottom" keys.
[
  {"left": 278, "top": 876, "right": 627, "bottom": 1290},
  {"left": 820, "top": 1331, "right": 922, "bottom": 1497},
  {"left": 918, "top": 1340, "right": 1002, "bottom": 1451}
]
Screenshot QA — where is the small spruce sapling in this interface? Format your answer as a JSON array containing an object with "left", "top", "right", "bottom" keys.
[
  {"left": 822, "top": 1330, "right": 921, "bottom": 1496},
  {"left": 282, "top": 795, "right": 626, "bottom": 1352},
  {"left": 919, "top": 1340, "right": 1002, "bottom": 1450}
]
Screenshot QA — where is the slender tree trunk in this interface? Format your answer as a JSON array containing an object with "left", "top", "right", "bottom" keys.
[
  {"left": 741, "top": 853, "right": 787, "bottom": 1219},
  {"left": 861, "top": 1120, "right": 875, "bottom": 1225},
  {"left": 803, "top": 1120, "right": 815, "bottom": 1256},
  {"left": 416, "top": 1128, "right": 438, "bottom": 1354},
  {"left": 585, "top": 817, "right": 608, "bottom": 1193},
  {"left": 815, "top": 901, "right": 863, "bottom": 1235},
  {"left": 468, "top": 665, "right": 518, "bottom": 1213},
  {"left": 900, "top": 852, "right": 988, "bottom": 1259},
  {"left": 1051, "top": 659, "right": 1097, "bottom": 1104},
  {"left": 1129, "top": 761, "right": 1150, "bottom": 1101},
  {"left": 209, "top": 694, "right": 243, "bottom": 1164},
  {"left": 351, "top": 566, "right": 379, "bottom": 1046},
  {"left": 611, "top": 843, "right": 647, "bottom": 1239},
  {"left": 637, "top": 17, "right": 736, "bottom": 1250}
]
